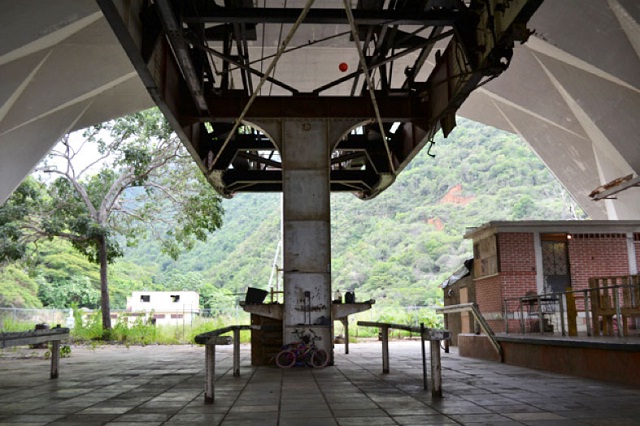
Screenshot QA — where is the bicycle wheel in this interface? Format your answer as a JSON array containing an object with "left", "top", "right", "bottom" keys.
[
  {"left": 309, "top": 349, "right": 329, "bottom": 368},
  {"left": 275, "top": 350, "right": 296, "bottom": 368}
]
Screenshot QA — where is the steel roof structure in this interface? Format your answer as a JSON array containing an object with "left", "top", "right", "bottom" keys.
[{"left": 1, "top": 0, "right": 639, "bottom": 219}]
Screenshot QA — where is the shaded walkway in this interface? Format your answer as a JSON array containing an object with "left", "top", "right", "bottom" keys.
[{"left": 1, "top": 341, "right": 639, "bottom": 425}]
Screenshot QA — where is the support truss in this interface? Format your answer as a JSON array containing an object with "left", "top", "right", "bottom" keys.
[{"left": 98, "top": 0, "right": 543, "bottom": 199}]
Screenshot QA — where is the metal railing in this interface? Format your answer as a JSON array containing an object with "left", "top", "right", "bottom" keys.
[
  {"left": 194, "top": 325, "right": 260, "bottom": 404},
  {"left": 435, "top": 303, "right": 503, "bottom": 361},
  {"left": 502, "top": 274, "right": 640, "bottom": 338},
  {"left": 0, "top": 307, "right": 70, "bottom": 330},
  {"left": 357, "top": 321, "right": 450, "bottom": 398}
]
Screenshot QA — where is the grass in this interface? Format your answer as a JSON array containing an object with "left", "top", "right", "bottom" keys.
[
  {"left": 0, "top": 317, "right": 36, "bottom": 333},
  {"left": 69, "top": 309, "right": 253, "bottom": 345},
  {"left": 5, "top": 304, "right": 442, "bottom": 346}
]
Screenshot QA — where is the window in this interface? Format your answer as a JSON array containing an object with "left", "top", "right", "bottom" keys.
[
  {"left": 473, "top": 235, "right": 498, "bottom": 278},
  {"left": 170, "top": 294, "right": 180, "bottom": 303},
  {"left": 140, "top": 295, "right": 150, "bottom": 302}
]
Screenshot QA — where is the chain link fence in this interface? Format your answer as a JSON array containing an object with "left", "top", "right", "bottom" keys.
[{"left": 0, "top": 307, "right": 71, "bottom": 331}]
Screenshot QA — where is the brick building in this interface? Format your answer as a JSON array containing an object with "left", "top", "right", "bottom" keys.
[{"left": 464, "top": 221, "right": 640, "bottom": 332}]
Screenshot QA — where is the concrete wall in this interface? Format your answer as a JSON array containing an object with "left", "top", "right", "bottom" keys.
[
  {"left": 459, "top": 334, "right": 640, "bottom": 386},
  {"left": 126, "top": 291, "right": 200, "bottom": 313},
  {"left": 442, "top": 275, "right": 475, "bottom": 346}
]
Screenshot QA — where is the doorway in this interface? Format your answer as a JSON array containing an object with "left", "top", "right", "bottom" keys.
[{"left": 541, "top": 234, "right": 571, "bottom": 293}]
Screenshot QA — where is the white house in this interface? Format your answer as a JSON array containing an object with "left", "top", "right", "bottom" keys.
[{"left": 125, "top": 291, "right": 200, "bottom": 325}]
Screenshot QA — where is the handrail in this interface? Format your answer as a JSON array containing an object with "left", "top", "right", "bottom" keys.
[
  {"left": 0, "top": 326, "right": 70, "bottom": 379},
  {"left": 0, "top": 327, "right": 69, "bottom": 348},
  {"left": 194, "top": 324, "right": 258, "bottom": 345},
  {"left": 357, "top": 321, "right": 450, "bottom": 340},
  {"left": 195, "top": 324, "right": 261, "bottom": 404},
  {"left": 502, "top": 274, "right": 640, "bottom": 337},
  {"left": 435, "top": 303, "right": 503, "bottom": 362},
  {"left": 357, "top": 320, "right": 450, "bottom": 398}
]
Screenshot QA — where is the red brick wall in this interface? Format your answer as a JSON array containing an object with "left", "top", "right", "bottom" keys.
[
  {"left": 498, "top": 233, "right": 537, "bottom": 303},
  {"left": 471, "top": 230, "right": 639, "bottom": 335},
  {"left": 472, "top": 233, "right": 538, "bottom": 333},
  {"left": 475, "top": 275, "right": 504, "bottom": 332},
  {"left": 475, "top": 275, "right": 502, "bottom": 313},
  {"left": 568, "top": 234, "right": 629, "bottom": 291}
]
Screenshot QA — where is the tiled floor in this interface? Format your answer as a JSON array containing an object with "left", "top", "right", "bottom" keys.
[{"left": 1, "top": 341, "right": 639, "bottom": 425}]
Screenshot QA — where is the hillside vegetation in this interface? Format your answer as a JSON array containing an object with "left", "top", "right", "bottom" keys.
[{"left": 0, "top": 119, "right": 583, "bottom": 314}]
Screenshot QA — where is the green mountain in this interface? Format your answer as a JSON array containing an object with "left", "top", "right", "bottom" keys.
[
  {"left": 123, "top": 118, "right": 583, "bottom": 308},
  {"left": 0, "top": 118, "right": 584, "bottom": 311}
]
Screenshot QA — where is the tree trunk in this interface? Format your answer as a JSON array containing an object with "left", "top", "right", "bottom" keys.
[{"left": 97, "top": 235, "right": 112, "bottom": 330}]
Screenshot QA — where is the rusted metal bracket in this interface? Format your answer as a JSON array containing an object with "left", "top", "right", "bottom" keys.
[{"left": 589, "top": 174, "right": 640, "bottom": 201}]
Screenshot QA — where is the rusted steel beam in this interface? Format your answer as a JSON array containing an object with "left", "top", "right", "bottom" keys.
[
  {"left": 181, "top": 7, "right": 463, "bottom": 26},
  {"left": 201, "top": 95, "right": 429, "bottom": 121}
]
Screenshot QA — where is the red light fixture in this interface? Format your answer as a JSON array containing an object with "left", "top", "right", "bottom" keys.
[{"left": 338, "top": 62, "right": 348, "bottom": 72}]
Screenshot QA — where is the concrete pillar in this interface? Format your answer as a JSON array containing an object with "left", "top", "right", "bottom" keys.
[
  {"left": 249, "top": 117, "right": 362, "bottom": 363},
  {"left": 281, "top": 119, "right": 333, "bottom": 356}
]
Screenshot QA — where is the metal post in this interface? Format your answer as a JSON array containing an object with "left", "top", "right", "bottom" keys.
[
  {"left": 442, "top": 315, "right": 450, "bottom": 353},
  {"left": 537, "top": 296, "right": 543, "bottom": 334},
  {"left": 50, "top": 340, "right": 60, "bottom": 379},
  {"left": 503, "top": 300, "right": 509, "bottom": 335},
  {"left": 430, "top": 340, "right": 442, "bottom": 398},
  {"left": 519, "top": 299, "right": 524, "bottom": 334},
  {"left": 204, "top": 344, "right": 215, "bottom": 404},
  {"left": 559, "top": 294, "right": 566, "bottom": 336},
  {"left": 420, "top": 323, "right": 428, "bottom": 390},
  {"left": 584, "top": 290, "right": 592, "bottom": 336},
  {"left": 614, "top": 288, "right": 622, "bottom": 337},
  {"left": 381, "top": 326, "right": 389, "bottom": 374},
  {"left": 343, "top": 319, "right": 349, "bottom": 354},
  {"left": 233, "top": 328, "right": 241, "bottom": 377}
]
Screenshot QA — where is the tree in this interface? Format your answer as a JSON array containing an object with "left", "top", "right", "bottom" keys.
[
  {"left": 0, "top": 108, "right": 224, "bottom": 332},
  {"left": 0, "top": 264, "right": 42, "bottom": 308},
  {"left": 37, "top": 275, "right": 100, "bottom": 309}
]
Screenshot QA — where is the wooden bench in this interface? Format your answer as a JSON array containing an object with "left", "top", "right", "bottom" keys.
[
  {"left": 589, "top": 275, "right": 640, "bottom": 336},
  {"left": 0, "top": 326, "right": 70, "bottom": 379}
]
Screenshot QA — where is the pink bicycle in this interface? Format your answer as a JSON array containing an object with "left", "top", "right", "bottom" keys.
[{"left": 275, "top": 329, "right": 329, "bottom": 369}]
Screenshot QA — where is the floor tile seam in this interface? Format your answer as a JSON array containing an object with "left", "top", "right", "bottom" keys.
[
  {"left": 327, "top": 362, "right": 404, "bottom": 425},
  {"left": 212, "top": 360, "right": 262, "bottom": 426},
  {"left": 310, "top": 365, "right": 344, "bottom": 424},
  {"left": 456, "top": 382, "right": 540, "bottom": 411},
  {"left": 111, "top": 370, "right": 203, "bottom": 425},
  {"left": 337, "top": 356, "right": 423, "bottom": 398},
  {"left": 336, "top": 355, "right": 474, "bottom": 423},
  {"left": 276, "top": 365, "right": 286, "bottom": 426},
  {"left": 20, "top": 384, "right": 136, "bottom": 418},
  {"left": 449, "top": 373, "right": 551, "bottom": 403}
]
